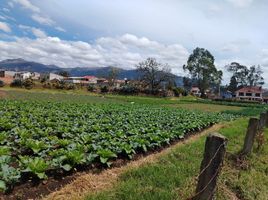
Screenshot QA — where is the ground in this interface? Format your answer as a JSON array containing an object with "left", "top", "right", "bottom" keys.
[{"left": 0, "top": 88, "right": 267, "bottom": 200}]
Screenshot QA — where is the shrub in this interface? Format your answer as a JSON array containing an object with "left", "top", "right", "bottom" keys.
[
  {"left": 10, "top": 79, "right": 23, "bottom": 88},
  {"left": 53, "top": 80, "right": 65, "bottom": 89},
  {"left": 23, "top": 78, "right": 34, "bottom": 90},
  {"left": 42, "top": 82, "right": 52, "bottom": 89},
  {"left": 173, "top": 87, "right": 188, "bottom": 97},
  {"left": 100, "top": 85, "right": 109, "bottom": 93},
  {"left": 0, "top": 80, "right": 4, "bottom": 87},
  {"left": 116, "top": 86, "right": 140, "bottom": 95},
  {"left": 65, "top": 83, "right": 76, "bottom": 90},
  {"left": 87, "top": 84, "right": 96, "bottom": 92}
]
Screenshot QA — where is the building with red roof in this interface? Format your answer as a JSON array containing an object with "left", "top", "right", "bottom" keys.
[{"left": 235, "top": 86, "right": 263, "bottom": 101}]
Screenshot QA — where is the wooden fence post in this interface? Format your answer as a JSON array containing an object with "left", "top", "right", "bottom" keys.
[
  {"left": 259, "top": 112, "right": 266, "bottom": 130},
  {"left": 265, "top": 111, "right": 268, "bottom": 127},
  {"left": 241, "top": 118, "right": 259, "bottom": 156},
  {"left": 193, "top": 133, "right": 227, "bottom": 200}
]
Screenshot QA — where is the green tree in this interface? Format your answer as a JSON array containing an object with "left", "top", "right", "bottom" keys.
[
  {"left": 57, "top": 71, "right": 70, "bottom": 78},
  {"left": 23, "top": 78, "right": 34, "bottom": 90},
  {"left": 247, "top": 65, "right": 264, "bottom": 86},
  {"left": 226, "top": 62, "right": 264, "bottom": 87},
  {"left": 228, "top": 76, "right": 238, "bottom": 93},
  {"left": 183, "top": 47, "right": 222, "bottom": 97}
]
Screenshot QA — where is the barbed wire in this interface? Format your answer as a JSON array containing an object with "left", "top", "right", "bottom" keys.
[{"left": 186, "top": 141, "right": 226, "bottom": 200}]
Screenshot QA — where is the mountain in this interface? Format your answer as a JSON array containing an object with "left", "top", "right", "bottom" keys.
[
  {"left": 0, "top": 58, "right": 183, "bottom": 86},
  {"left": 0, "top": 58, "right": 61, "bottom": 73}
]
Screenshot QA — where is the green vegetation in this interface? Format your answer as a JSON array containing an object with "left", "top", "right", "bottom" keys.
[
  {"left": 0, "top": 99, "right": 235, "bottom": 191},
  {"left": 87, "top": 118, "right": 268, "bottom": 200}
]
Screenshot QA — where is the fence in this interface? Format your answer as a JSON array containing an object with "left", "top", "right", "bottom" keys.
[{"left": 188, "top": 111, "right": 267, "bottom": 200}]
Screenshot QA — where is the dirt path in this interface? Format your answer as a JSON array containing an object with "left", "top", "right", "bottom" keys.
[{"left": 44, "top": 124, "right": 225, "bottom": 200}]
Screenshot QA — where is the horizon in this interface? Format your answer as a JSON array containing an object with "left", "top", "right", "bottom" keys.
[{"left": 0, "top": 0, "right": 267, "bottom": 86}]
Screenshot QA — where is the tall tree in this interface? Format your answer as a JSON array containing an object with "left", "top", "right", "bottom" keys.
[
  {"left": 228, "top": 76, "right": 238, "bottom": 93},
  {"left": 226, "top": 62, "right": 264, "bottom": 87},
  {"left": 183, "top": 47, "right": 222, "bottom": 97},
  {"left": 105, "top": 67, "right": 121, "bottom": 87},
  {"left": 136, "top": 57, "right": 174, "bottom": 93},
  {"left": 247, "top": 65, "right": 264, "bottom": 86},
  {"left": 226, "top": 62, "right": 248, "bottom": 86}
]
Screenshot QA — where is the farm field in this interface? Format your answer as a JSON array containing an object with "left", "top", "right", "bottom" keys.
[
  {"left": 0, "top": 89, "right": 267, "bottom": 200},
  {"left": 85, "top": 118, "right": 268, "bottom": 200}
]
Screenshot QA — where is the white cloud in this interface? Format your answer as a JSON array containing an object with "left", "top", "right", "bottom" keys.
[
  {"left": 13, "top": 0, "right": 40, "bottom": 12},
  {"left": 18, "top": 25, "right": 47, "bottom": 38},
  {"left": 8, "top": 2, "right": 14, "bottom": 8},
  {"left": 31, "top": 28, "right": 47, "bottom": 38},
  {"left": 0, "top": 15, "right": 6, "bottom": 20},
  {"left": 0, "top": 34, "right": 189, "bottom": 73},
  {"left": 55, "top": 26, "right": 66, "bottom": 32},
  {"left": 31, "top": 14, "right": 55, "bottom": 26},
  {"left": 3, "top": 8, "right": 10, "bottom": 12},
  {"left": 0, "top": 21, "right": 11, "bottom": 33},
  {"left": 226, "top": 0, "right": 254, "bottom": 8}
]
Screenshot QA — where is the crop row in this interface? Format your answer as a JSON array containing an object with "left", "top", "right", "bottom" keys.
[{"left": 0, "top": 100, "right": 236, "bottom": 191}]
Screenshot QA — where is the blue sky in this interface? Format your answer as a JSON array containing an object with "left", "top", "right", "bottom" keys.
[{"left": 0, "top": 0, "right": 267, "bottom": 85}]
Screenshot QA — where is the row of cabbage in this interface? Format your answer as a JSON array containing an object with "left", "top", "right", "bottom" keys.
[{"left": 0, "top": 100, "right": 236, "bottom": 191}]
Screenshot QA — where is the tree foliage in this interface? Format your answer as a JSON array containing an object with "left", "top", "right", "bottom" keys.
[
  {"left": 136, "top": 58, "right": 174, "bottom": 93},
  {"left": 57, "top": 71, "right": 70, "bottom": 78},
  {"left": 183, "top": 47, "right": 222, "bottom": 97},
  {"left": 226, "top": 62, "right": 264, "bottom": 88}
]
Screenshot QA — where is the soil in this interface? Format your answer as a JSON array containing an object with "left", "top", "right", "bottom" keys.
[{"left": 0, "top": 124, "right": 224, "bottom": 200}]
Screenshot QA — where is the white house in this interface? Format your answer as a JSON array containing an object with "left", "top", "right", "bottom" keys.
[
  {"left": 14, "top": 72, "right": 33, "bottom": 80},
  {"left": 0, "top": 70, "right": 17, "bottom": 78},
  {"left": 235, "top": 86, "right": 263, "bottom": 101},
  {"left": 48, "top": 73, "right": 64, "bottom": 81}
]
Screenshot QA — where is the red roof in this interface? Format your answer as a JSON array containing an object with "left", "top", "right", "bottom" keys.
[{"left": 236, "top": 86, "right": 263, "bottom": 93}]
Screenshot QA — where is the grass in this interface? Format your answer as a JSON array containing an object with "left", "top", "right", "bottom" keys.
[
  {"left": 167, "top": 103, "right": 241, "bottom": 112},
  {"left": 86, "top": 118, "right": 268, "bottom": 200},
  {"left": 0, "top": 88, "right": 247, "bottom": 114}
]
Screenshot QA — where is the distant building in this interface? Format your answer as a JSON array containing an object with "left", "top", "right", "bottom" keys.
[
  {"left": 220, "top": 90, "right": 233, "bottom": 99},
  {"left": 190, "top": 87, "right": 201, "bottom": 97},
  {"left": 0, "top": 70, "right": 16, "bottom": 78},
  {"left": 235, "top": 86, "right": 263, "bottom": 101},
  {"left": 14, "top": 72, "right": 33, "bottom": 80},
  {"left": 84, "top": 76, "right": 98, "bottom": 84},
  {"left": 40, "top": 73, "right": 64, "bottom": 81}
]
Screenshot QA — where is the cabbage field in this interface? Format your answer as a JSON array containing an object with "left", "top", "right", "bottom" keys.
[{"left": 0, "top": 99, "right": 236, "bottom": 191}]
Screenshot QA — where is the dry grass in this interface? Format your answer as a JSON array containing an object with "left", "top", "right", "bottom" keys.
[{"left": 43, "top": 124, "right": 224, "bottom": 200}]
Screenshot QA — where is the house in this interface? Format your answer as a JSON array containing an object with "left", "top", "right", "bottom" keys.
[
  {"left": 262, "top": 91, "right": 268, "bottom": 104},
  {"left": 190, "top": 87, "right": 201, "bottom": 97},
  {"left": 0, "top": 70, "right": 16, "bottom": 84},
  {"left": 31, "top": 72, "right": 40, "bottom": 80},
  {"left": 84, "top": 76, "right": 98, "bottom": 84},
  {"left": 14, "top": 72, "right": 33, "bottom": 80},
  {"left": 40, "top": 73, "right": 64, "bottom": 82},
  {"left": 220, "top": 90, "right": 233, "bottom": 99},
  {"left": 97, "top": 78, "right": 109, "bottom": 86},
  {"left": 235, "top": 86, "right": 263, "bottom": 101},
  {"left": 0, "top": 70, "right": 17, "bottom": 78}
]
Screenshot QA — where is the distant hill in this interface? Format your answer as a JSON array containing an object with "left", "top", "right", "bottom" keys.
[{"left": 0, "top": 58, "right": 183, "bottom": 86}]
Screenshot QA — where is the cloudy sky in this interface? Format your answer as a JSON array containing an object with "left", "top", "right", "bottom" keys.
[{"left": 0, "top": 0, "right": 267, "bottom": 85}]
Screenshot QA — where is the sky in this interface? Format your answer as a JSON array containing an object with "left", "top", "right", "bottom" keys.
[{"left": 0, "top": 0, "right": 267, "bottom": 85}]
